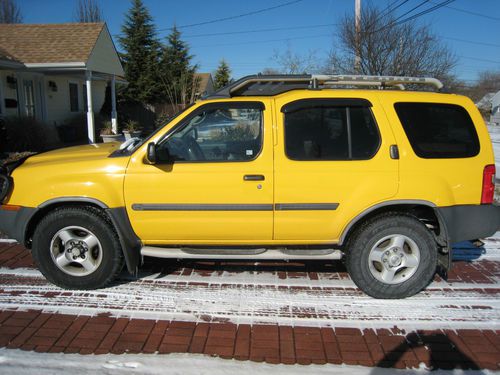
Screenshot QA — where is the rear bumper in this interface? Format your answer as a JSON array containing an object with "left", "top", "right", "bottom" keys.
[
  {"left": 0, "top": 206, "right": 37, "bottom": 244},
  {"left": 436, "top": 204, "right": 500, "bottom": 243}
]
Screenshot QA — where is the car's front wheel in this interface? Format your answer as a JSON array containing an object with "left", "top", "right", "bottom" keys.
[
  {"left": 345, "top": 213, "right": 438, "bottom": 299},
  {"left": 32, "top": 206, "right": 124, "bottom": 289}
]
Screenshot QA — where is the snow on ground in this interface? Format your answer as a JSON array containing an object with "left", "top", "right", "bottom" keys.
[
  {"left": 0, "top": 236, "right": 498, "bottom": 331},
  {"left": 488, "top": 124, "right": 500, "bottom": 174},
  {"left": 0, "top": 348, "right": 496, "bottom": 375}
]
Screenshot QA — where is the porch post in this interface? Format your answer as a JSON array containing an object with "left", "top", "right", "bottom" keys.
[
  {"left": 111, "top": 75, "right": 118, "bottom": 134},
  {"left": 86, "top": 70, "right": 95, "bottom": 143}
]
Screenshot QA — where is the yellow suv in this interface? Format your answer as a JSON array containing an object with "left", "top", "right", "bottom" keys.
[{"left": 1, "top": 75, "right": 499, "bottom": 299}]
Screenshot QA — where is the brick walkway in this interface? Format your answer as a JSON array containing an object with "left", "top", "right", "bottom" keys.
[{"left": 0, "top": 242, "right": 499, "bottom": 370}]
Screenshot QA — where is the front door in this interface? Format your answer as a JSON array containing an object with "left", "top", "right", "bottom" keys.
[
  {"left": 273, "top": 93, "right": 399, "bottom": 243},
  {"left": 124, "top": 100, "right": 274, "bottom": 244}
]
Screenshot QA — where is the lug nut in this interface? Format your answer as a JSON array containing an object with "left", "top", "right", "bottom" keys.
[{"left": 385, "top": 251, "right": 390, "bottom": 255}]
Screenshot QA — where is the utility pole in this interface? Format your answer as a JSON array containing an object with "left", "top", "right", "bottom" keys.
[{"left": 354, "top": 0, "right": 361, "bottom": 73}]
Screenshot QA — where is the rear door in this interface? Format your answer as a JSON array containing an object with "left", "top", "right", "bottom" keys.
[{"left": 273, "top": 92, "right": 399, "bottom": 242}]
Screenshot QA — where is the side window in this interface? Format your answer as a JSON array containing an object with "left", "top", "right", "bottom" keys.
[
  {"left": 394, "top": 102, "right": 480, "bottom": 158},
  {"left": 283, "top": 99, "right": 380, "bottom": 160},
  {"left": 158, "top": 104, "right": 263, "bottom": 162}
]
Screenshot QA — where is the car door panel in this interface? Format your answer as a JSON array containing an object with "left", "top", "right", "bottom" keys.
[
  {"left": 273, "top": 92, "right": 399, "bottom": 242},
  {"left": 124, "top": 100, "right": 274, "bottom": 243}
]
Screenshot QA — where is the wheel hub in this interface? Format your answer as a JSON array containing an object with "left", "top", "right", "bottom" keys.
[
  {"left": 50, "top": 226, "right": 102, "bottom": 277},
  {"left": 65, "top": 240, "right": 88, "bottom": 259},
  {"left": 368, "top": 234, "right": 421, "bottom": 285}
]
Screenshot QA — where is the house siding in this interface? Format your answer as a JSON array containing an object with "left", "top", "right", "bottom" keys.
[
  {"left": 44, "top": 75, "right": 106, "bottom": 125},
  {"left": 0, "top": 70, "right": 21, "bottom": 117},
  {"left": 86, "top": 26, "right": 124, "bottom": 76}
]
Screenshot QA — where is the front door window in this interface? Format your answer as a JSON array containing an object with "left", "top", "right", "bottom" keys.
[
  {"left": 23, "top": 80, "right": 35, "bottom": 117},
  {"left": 158, "top": 104, "right": 263, "bottom": 163}
]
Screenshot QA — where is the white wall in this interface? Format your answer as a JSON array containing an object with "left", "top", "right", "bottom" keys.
[
  {"left": 1, "top": 70, "right": 107, "bottom": 126},
  {"left": 0, "top": 70, "right": 22, "bottom": 117},
  {"left": 44, "top": 74, "right": 107, "bottom": 126},
  {"left": 86, "top": 25, "right": 124, "bottom": 76}
]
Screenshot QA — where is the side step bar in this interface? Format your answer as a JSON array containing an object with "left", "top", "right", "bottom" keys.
[{"left": 141, "top": 246, "right": 343, "bottom": 260}]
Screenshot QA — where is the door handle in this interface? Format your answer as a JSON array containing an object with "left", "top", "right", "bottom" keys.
[{"left": 243, "top": 174, "right": 265, "bottom": 181}]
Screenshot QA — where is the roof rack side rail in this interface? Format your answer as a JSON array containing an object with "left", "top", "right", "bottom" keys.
[
  {"left": 228, "top": 74, "right": 312, "bottom": 96},
  {"left": 313, "top": 75, "right": 444, "bottom": 90}
]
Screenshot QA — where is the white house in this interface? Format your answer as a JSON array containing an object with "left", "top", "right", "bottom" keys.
[
  {"left": 0, "top": 22, "right": 125, "bottom": 143},
  {"left": 491, "top": 91, "right": 500, "bottom": 125}
]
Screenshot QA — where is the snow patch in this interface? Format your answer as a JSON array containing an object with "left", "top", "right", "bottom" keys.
[
  {"left": 0, "top": 348, "right": 496, "bottom": 375},
  {"left": 0, "top": 268, "right": 498, "bottom": 330},
  {"left": 0, "top": 239, "right": 17, "bottom": 244}
]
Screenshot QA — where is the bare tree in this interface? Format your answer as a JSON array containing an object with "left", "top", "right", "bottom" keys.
[
  {"left": 160, "top": 73, "right": 201, "bottom": 113},
  {"left": 325, "top": 4, "right": 457, "bottom": 82},
  {"left": 464, "top": 70, "right": 500, "bottom": 102},
  {"left": 0, "top": 0, "right": 22, "bottom": 23},
  {"left": 271, "top": 43, "right": 321, "bottom": 74},
  {"left": 74, "top": 0, "right": 102, "bottom": 23}
]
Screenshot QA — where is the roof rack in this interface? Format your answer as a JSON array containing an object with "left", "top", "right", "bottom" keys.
[{"left": 206, "top": 74, "right": 444, "bottom": 98}]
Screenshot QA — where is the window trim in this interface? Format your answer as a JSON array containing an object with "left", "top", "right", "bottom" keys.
[
  {"left": 157, "top": 101, "right": 266, "bottom": 164},
  {"left": 281, "top": 98, "right": 381, "bottom": 162},
  {"left": 394, "top": 102, "right": 480, "bottom": 159}
]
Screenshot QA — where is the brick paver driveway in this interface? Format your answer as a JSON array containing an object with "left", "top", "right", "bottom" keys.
[{"left": 0, "top": 235, "right": 499, "bottom": 370}]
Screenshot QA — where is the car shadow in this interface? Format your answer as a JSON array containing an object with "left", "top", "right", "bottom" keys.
[
  {"left": 452, "top": 240, "right": 486, "bottom": 262},
  {"left": 370, "top": 332, "right": 483, "bottom": 373}
]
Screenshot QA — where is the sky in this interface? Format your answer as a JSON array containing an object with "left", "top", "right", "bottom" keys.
[{"left": 17, "top": 0, "right": 500, "bottom": 84}]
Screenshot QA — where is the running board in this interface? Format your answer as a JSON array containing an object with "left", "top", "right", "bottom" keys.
[{"left": 141, "top": 246, "right": 343, "bottom": 260}]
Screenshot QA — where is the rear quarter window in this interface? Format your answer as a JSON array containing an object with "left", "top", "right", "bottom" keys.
[{"left": 394, "top": 102, "right": 480, "bottom": 158}]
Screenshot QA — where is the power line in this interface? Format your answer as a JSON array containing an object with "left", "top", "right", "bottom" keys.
[
  {"left": 459, "top": 56, "right": 500, "bottom": 65},
  {"left": 179, "top": 23, "right": 499, "bottom": 52},
  {"left": 391, "top": 0, "right": 456, "bottom": 27},
  {"left": 391, "top": 0, "right": 431, "bottom": 24},
  {"left": 157, "top": 0, "right": 304, "bottom": 32},
  {"left": 194, "top": 33, "right": 332, "bottom": 48},
  {"left": 441, "top": 36, "right": 500, "bottom": 48},
  {"left": 183, "top": 23, "right": 337, "bottom": 39},
  {"left": 430, "top": 1, "right": 500, "bottom": 22},
  {"left": 367, "top": 0, "right": 455, "bottom": 35}
]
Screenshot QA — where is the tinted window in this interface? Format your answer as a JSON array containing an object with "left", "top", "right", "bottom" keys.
[
  {"left": 395, "top": 103, "right": 479, "bottom": 158},
  {"left": 158, "top": 105, "right": 262, "bottom": 162},
  {"left": 284, "top": 102, "right": 379, "bottom": 160}
]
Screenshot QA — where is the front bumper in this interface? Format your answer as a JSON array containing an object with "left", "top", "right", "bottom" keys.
[
  {"left": 0, "top": 206, "right": 37, "bottom": 244},
  {"left": 436, "top": 204, "right": 500, "bottom": 243}
]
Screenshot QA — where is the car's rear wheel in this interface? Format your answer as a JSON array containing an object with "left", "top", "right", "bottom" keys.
[
  {"left": 345, "top": 213, "right": 438, "bottom": 299},
  {"left": 32, "top": 206, "right": 124, "bottom": 289}
]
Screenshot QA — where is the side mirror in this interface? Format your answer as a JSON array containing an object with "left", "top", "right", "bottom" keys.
[{"left": 146, "top": 142, "right": 157, "bottom": 164}]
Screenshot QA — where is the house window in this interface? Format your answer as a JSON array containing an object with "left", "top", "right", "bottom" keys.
[
  {"left": 69, "top": 83, "right": 79, "bottom": 112},
  {"left": 23, "top": 80, "right": 35, "bottom": 117}
]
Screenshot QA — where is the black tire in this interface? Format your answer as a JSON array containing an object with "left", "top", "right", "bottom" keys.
[
  {"left": 32, "top": 206, "right": 124, "bottom": 289},
  {"left": 345, "top": 212, "right": 438, "bottom": 299}
]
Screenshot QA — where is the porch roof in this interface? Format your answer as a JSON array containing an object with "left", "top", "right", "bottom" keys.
[{"left": 0, "top": 23, "right": 124, "bottom": 77}]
